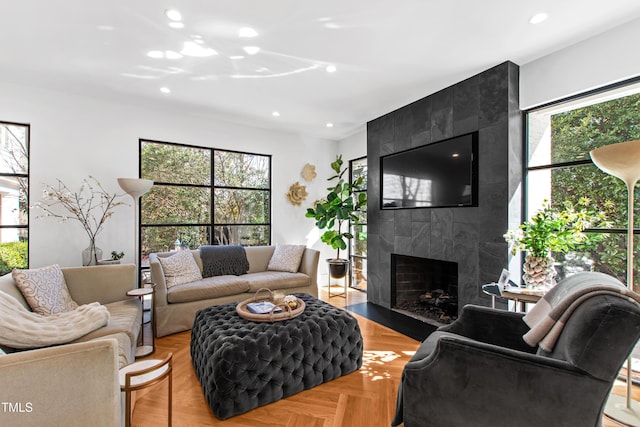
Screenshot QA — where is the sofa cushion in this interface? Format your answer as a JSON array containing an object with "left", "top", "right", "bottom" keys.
[
  {"left": 12, "top": 264, "right": 78, "bottom": 315},
  {"left": 89, "top": 332, "right": 133, "bottom": 368},
  {"left": 267, "top": 244, "right": 306, "bottom": 273},
  {"left": 167, "top": 276, "right": 250, "bottom": 304},
  {"left": 158, "top": 250, "right": 203, "bottom": 289},
  {"left": 72, "top": 299, "right": 141, "bottom": 353},
  {"left": 245, "top": 271, "right": 311, "bottom": 293}
]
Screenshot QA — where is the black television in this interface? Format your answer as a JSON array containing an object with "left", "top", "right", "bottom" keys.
[{"left": 380, "top": 132, "right": 478, "bottom": 209}]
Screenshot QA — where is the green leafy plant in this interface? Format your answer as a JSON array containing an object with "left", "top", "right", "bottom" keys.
[
  {"left": 0, "top": 241, "right": 28, "bottom": 276},
  {"left": 306, "top": 155, "right": 367, "bottom": 260},
  {"left": 504, "top": 198, "right": 613, "bottom": 258},
  {"left": 110, "top": 251, "right": 125, "bottom": 260}
]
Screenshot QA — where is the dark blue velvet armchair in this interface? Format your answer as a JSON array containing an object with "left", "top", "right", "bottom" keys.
[{"left": 392, "top": 273, "right": 640, "bottom": 427}]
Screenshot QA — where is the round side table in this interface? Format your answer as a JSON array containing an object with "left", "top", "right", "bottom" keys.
[{"left": 127, "top": 285, "right": 156, "bottom": 357}]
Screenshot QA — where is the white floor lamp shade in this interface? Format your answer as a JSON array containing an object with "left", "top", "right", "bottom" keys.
[
  {"left": 117, "top": 178, "right": 153, "bottom": 288},
  {"left": 590, "top": 139, "right": 640, "bottom": 426}
]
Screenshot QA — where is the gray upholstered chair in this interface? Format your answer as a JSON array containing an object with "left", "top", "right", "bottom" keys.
[{"left": 392, "top": 272, "right": 640, "bottom": 427}]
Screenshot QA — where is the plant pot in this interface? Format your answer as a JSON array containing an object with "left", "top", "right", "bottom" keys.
[
  {"left": 523, "top": 254, "right": 556, "bottom": 290},
  {"left": 327, "top": 258, "right": 350, "bottom": 279}
]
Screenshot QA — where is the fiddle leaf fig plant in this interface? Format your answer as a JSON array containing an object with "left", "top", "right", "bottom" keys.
[{"left": 306, "top": 155, "right": 367, "bottom": 260}]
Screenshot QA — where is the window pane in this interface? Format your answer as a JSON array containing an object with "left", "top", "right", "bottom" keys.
[
  {"left": 351, "top": 257, "right": 367, "bottom": 290},
  {"left": 212, "top": 225, "right": 269, "bottom": 246},
  {"left": 0, "top": 123, "right": 28, "bottom": 174},
  {"left": 0, "top": 177, "right": 28, "bottom": 226},
  {"left": 351, "top": 158, "right": 367, "bottom": 190},
  {"left": 0, "top": 233, "right": 28, "bottom": 275},
  {"left": 141, "top": 141, "right": 211, "bottom": 185},
  {"left": 528, "top": 164, "right": 631, "bottom": 229},
  {"left": 214, "top": 151, "right": 269, "bottom": 188},
  {"left": 528, "top": 85, "right": 640, "bottom": 167},
  {"left": 214, "top": 189, "right": 270, "bottom": 224},
  {"left": 553, "top": 234, "right": 640, "bottom": 292},
  {"left": 141, "top": 225, "right": 209, "bottom": 257},
  {"left": 142, "top": 185, "right": 210, "bottom": 224}
]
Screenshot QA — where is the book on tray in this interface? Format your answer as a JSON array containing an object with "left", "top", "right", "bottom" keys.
[{"left": 246, "top": 301, "right": 282, "bottom": 314}]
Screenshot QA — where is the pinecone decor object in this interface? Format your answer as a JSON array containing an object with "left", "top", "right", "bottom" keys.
[{"left": 523, "top": 254, "right": 557, "bottom": 289}]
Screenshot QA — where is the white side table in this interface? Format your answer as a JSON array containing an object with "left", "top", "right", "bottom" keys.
[
  {"left": 119, "top": 353, "right": 173, "bottom": 427},
  {"left": 127, "top": 285, "right": 156, "bottom": 357}
]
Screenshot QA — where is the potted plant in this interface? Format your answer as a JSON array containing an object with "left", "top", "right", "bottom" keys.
[
  {"left": 97, "top": 251, "right": 125, "bottom": 265},
  {"left": 306, "top": 155, "right": 367, "bottom": 278},
  {"left": 504, "top": 198, "right": 612, "bottom": 289}
]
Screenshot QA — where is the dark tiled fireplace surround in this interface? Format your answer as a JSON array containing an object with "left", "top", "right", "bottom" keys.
[{"left": 366, "top": 61, "right": 523, "bottom": 315}]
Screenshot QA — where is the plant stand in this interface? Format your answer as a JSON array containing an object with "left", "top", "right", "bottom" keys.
[{"left": 327, "top": 259, "right": 350, "bottom": 298}]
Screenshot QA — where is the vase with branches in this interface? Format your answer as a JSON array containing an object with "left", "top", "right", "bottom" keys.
[{"left": 33, "top": 176, "right": 128, "bottom": 265}]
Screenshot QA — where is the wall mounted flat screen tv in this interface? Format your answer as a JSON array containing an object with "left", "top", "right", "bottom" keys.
[{"left": 380, "top": 132, "right": 478, "bottom": 209}]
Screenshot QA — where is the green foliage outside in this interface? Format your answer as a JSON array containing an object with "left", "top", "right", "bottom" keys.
[
  {"left": 140, "top": 142, "right": 271, "bottom": 254},
  {"left": 0, "top": 241, "right": 28, "bottom": 276},
  {"left": 546, "top": 92, "right": 640, "bottom": 288}
]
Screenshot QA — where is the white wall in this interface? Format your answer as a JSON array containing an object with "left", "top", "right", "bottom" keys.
[
  {"left": 337, "top": 126, "right": 367, "bottom": 162},
  {"left": 0, "top": 81, "right": 336, "bottom": 268},
  {"left": 520, "top": 17, "right": 640, "bottom": 109}
]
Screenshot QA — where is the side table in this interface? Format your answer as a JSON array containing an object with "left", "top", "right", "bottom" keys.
[
  {"left": 119, "top": 352, "right": 173, "bottom": 427},
  {"left": 127, "top": 285, "right": 156, "bottom": 358}
]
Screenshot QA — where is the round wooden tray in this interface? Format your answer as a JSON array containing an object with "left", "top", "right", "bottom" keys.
[{"left": 236, "top": 288, "right": 305, "bottom": 322}]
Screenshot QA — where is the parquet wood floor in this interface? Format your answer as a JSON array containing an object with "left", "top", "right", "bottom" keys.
[{"left": 131, "top": 286, "right": 636, "bottom": 426}]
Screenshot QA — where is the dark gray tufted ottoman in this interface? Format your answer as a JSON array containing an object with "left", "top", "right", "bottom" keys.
[{"left": 190, "top": 293, "right": 363, "bottom": 419}]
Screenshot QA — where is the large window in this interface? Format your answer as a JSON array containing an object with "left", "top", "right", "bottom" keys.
[
  {"left": 0, "top": 121, "right": 29, "bottom": 275},
  {"left": 526, "top": 80, "right": 640, "bottom": 290},
  {"left": 140, "top": 140, "right": 271, "bottom": 265},
  {"left": 349, "top": 156, "right": 367, "bottom": 292}
]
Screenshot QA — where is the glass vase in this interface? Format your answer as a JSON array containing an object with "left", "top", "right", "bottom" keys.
[
  {"left": 523, "top": 254, "right": 556, "bottom": 290},
  {"left": 82, "top": 241, "right": 103, "bottom": 266}
]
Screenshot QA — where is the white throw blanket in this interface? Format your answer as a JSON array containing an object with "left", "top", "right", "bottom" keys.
[
  {"left": 522, "top": 272, "right": 640, "bottom": 351},
  {"left": 0, "top": 291, "right": 110, "bottom": 349}
]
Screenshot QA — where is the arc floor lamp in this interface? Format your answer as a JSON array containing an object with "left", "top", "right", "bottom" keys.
[
  {"left": 590, "top": 139, "right": 640, "bottom": 426},
  {"left": 117, "top": 178, "right": 154, "bottom": 288}
]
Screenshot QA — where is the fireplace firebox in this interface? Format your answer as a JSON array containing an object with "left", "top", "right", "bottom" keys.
[{"left": 391, "top": 254, "right": 458, "bottom": 324}]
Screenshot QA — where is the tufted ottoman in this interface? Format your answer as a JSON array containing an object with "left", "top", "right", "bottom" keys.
[{"left": 190, "top": 293, "right": 363, "bottom": 419}]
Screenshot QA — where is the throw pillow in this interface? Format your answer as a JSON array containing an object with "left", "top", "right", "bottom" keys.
[
  {"left": 267, "top": 244, "right": 306, "bottom": 273},
  {"left": 158, "top": 250, "right": 202, "bottom": 288},
  {"left": 12, "top": 264, "right": 79, "bottom": 315}
]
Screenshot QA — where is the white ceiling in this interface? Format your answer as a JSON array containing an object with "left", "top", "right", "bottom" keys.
[{"left": 1, "top": 1, "right": 640, "bottom": 140}]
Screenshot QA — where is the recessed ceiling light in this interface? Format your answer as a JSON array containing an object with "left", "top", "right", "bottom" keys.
[
  {"left": 230, "top": 55, "right": 245, "bottom": 60},
  {"left": 239, "top": 27, "right": 258, "bottom": 38},
  {"left": 169, "top": 22, "right": 184, "bottom": 29},
  {"left": 326, "top": 123, "right": 334, "bottom": 128},
  {"left": 147, "top": 50, "right": 164, "bottom": 59},
  {"left": 165, "top": 9, "right": 182, "bottom": 21},
  {"left": 243, "top": 46, "right": 260, "bottom": 55},
  {"left": 272, "top": 111, "right": 280, "bottom": 117},
  {"left": 452, "top": 153, "right": 460, "bottom": 158},
  {"left": 326, "top": 65, "right": 337, "bottom": 73},
  {"left": 529, "top": 12, "right": 548, "bottom": 24},
  {"left": 160, "top": 87, "right": 171, "bottom": 94},
  {"left": 181, "top": 41, "right": 217, "bottom": 57}
]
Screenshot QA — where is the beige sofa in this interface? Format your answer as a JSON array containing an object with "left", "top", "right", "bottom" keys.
[
  {"left": 150, "top": 246, "right": 320, "bottom": 337},
  {"left": 0, "top": 264, "right": 141, "bottom": 426}
]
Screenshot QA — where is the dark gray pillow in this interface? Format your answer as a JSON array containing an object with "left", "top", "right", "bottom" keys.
[{"left": 199, "top": 245, "right": 249, "bottom": 277}]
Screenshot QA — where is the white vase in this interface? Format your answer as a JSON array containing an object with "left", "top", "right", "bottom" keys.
[
  {"left": 82, "top": 241, "right": 103, "bottom": 266},
  {"left": 523, "top": 254, "right": 556, "bottom": 290}
]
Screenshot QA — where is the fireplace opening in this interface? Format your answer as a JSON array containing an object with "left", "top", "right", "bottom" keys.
[{"left": 391, "top": 254, "right": 458, "bottom": 325}]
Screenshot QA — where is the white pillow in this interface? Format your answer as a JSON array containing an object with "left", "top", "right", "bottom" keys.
[
  {"left": 158, "top": 251, "right": 203, "bottom": 288},
  {"left": 12, "top": 264, "right": 79, "bottom": 315},
  {"left": 267, "top": 244, "right": 306, "bottom": 273}
]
